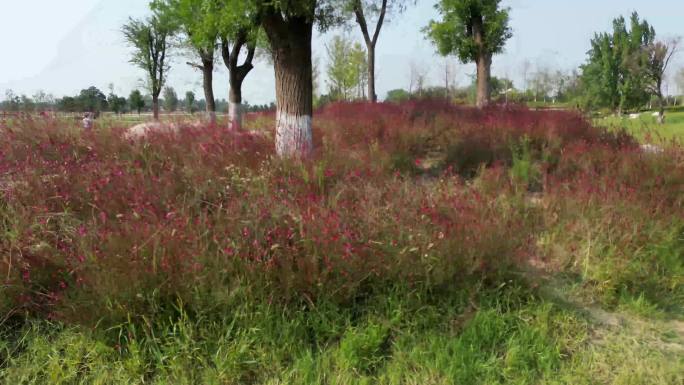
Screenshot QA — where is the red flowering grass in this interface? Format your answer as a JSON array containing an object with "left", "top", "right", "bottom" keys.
[{"left": 0, "top": 103, "right": 681, "bottom": 325}]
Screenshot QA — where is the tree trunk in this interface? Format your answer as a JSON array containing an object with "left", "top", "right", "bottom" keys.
[
  {"left": 221, "top": 32, "right": 255, "bottom": 132},
  {"left": 228, "top": 83, "right": 243, "bottom": 131},
  {"left": 354, "top": 0, "right": 386, "bottom": 103},
  {"left": 476, "top": 53, "right": 491, "bottom": 108},
  {"left": 201, "top": 57, "right": 216, "bottom": 124},
  {"left": 367, "top": 46, "right": 377, "bottom": 102},
  {"left": 472, "top": 16, "right": 490, "bottom": 108},
  {"left": 263, "top": 14, "right": 314, "bottom": 158},
  {"left": 657, "top": 94, "right": 665, "bottom": 124},
  {"left": 152, "top": 96, "right": 160, "bottom": 120}
]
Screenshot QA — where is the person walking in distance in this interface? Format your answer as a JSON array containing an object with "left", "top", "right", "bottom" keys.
[{"left": 82, "top": 112, "right": 94, "bottom": 130}]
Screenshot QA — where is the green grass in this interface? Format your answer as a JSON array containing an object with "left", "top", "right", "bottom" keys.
[
  {"left": 596, "top": 108, "right": 684, "bottom": 143},
  {"left": 2, "top": 282, "right": 681, "bottom": 385}
]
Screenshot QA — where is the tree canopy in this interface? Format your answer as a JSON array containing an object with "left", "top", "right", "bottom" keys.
[
  {"left": 123, "top": 14, "right": 175, "bottom": 119},
  {"left": 580, "top": 12, "right": 655, "bottom": 113},
  {"left": 425, "top": 0, "right": 511, "bottom": 63}
]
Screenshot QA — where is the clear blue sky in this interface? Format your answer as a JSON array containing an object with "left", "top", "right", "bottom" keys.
[{"left": 1, "top": 0, "right": 683, "bottom": 104}]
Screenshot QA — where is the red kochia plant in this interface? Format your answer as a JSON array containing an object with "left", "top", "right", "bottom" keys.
[{"left": 0, "top": 104, "right": 655, "bottom": 325}]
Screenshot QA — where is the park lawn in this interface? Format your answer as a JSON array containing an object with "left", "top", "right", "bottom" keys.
[{"left": 596, "top": 108, "right": 684, "bottom": 143}]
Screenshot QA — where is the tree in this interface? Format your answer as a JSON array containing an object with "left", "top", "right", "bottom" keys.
[
  {"left": 326, "top": 36, "right": 368, "bottom": 100},
  {"left": 33, "top": 90, "right": 55, "bottom": 111},
  {"left": 260, "top": 5, "right": 317, "bottom": 157},
  {"left": 185, "top": 91, "right": 196, "bottom": 113},
  {"left": 108, "top": 92, "right": 128, "bottom": 114},
  {"left": 520, "top": 59, "right": 531, "bottom": 93},
  {"left": 153, "top": 0, "right": 221, "bottom": 123},
  {"left": 441, "top": 59, "right": 458, "bottom": 100},
  {"left": 425, "top": 0, "right": 512, "bottom": 107},
  {"left": 57, "top": 96, "right": 78, "bottom": 112},
  {"left": 78, "top": 86, "right": 108, "bottom": 113},
  {"left": 640, "top": 37, "right": 680, "bottom": 123},
  {"left": 123, "top": 15, "right": 174, "bottom": 120},
  {"left": 676, "top": 67, "right": 684, "bottom": 96},
  {"left": 216, "top": 1, "right": 260, "bottom": 131},
  {"left": 163, "top": 86, "right": 179, "bottom": 112},
  {"left": 385, "top": 88, "right": 410, "bottom": 102},
  {"left": 2, "top": 90, "right": 21, "bottom": 112},
  {"left": 489, "top": 76, "right": 513, "bottom": 99},
  {"left": 129, "top": 90, "right": 145, "bottom": 114},
  {"left": 347, "top": 0, "right": 405, "bottom": 102},
  {"left": 530, "top": 68, "right": 553, "bottom": 103},
  {"left": 221, "top": 0, "right": 344, "bottom": 157},
  {"left": 20, "top": 95, "right": 35, "bottom": 113},
  {"left": 580, "top": 12, "right": 655, "bottom": 114},
  {"left": 407, "top": 60, "right": 427, "bottom": 96}
]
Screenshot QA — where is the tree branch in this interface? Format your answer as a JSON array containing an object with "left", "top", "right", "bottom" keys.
[
  {"left": 230, "top": 30, "right": 248, "bottom": 70},
  {"left": 371, "top": 0, "right": 388, "bottom": 47},
  {"left": 186, "top": 61, "right": 205, "bottom": 71},
  {"left": 353, "top": 0, "right": 372, "bottom": 48},
  {"left": 243, "top": 40, "right": 256, "bottom": 68},
  {"left": 220, "top": 37, "right": 231, "bottom": 70}
]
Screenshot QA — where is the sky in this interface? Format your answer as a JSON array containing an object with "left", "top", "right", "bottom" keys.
[{"left": 1, "top": 0, "right": 683, "bottom": 104}]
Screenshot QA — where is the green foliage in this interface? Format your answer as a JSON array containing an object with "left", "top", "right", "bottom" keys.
[
  {"left": 184, "top": 91, "right": 196, "bottom": 113},
  {"left": 2, "top": 89, "right": 21, "bottom": 112},
  {"left": 78, "top": 86, "right": 108, "bottom": 113},
  {"left": 580, "top": 12, "right": 655, "bottom": 112},
  {"left": 128, "top": 89, "right": 145, "bottom": 114},
  {"left": 6, "top": 283, "right": 678, "bottom": 385},
  {"left": 384, "top": 89, "right": 411, "bottom": 103},
  {"left": 326, "top": 35, "right": 369, "bottom": 101},
  {"left": 152, "top": 0, "right": 219, "bottom": 50},
  {"left": 122, "top": 15, "right": 174, "bottom": 98},
  {"left": 425, "top": 0, "right": 512, "bottom": 63},
  {"left": 335, "top": 320, "right": 391, "bottom": 375},
  {"left": 108, "top": 93, "right": 128, "bottom": 114},
  {"left": 162, "top": 86, "right": 179, "bottom": 112},
  {"left": 509, "top": 136, "right": 541, "bottom": 190}
]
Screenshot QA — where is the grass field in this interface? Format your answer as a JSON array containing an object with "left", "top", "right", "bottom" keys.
[
  {"left": 0, "top": 102, "right": 682, "bottom": 384},
  {"left": 596, "top": 107, "right": 684, "bottom": 143}
]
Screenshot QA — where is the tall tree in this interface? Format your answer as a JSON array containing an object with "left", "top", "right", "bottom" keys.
[
  {"left": 57, "top": 96, "right": 78, "bottom": 113},
  {"left": 153, "top": 0, "right": 221, "bottom": 123},
  {"left": 32, "top": 90, "right": 55, "bottom": 111},
  {"left": 108, "top": 92, "right": 128, "bottom": 114},
  {"left": 122, "top": 15, "right": 174, "bottom": 120},
  {"left": 78, "top": 87, "right": 108, "bottom": 113},
  {"left": 580, "top": 13, "right": 655, "bottom": 114},
  {"left": 425, "top": 0, "right": 512, "bottom": 107},
  {"left": 163, "top": 86, "right": 180, "bottom": 112},
  {"left": 640, "top": 38, "right": 680, "bottom": 123},
  {"left": 261, "top": 4, "right": 315, "bottom": 157},
  {"left": 347, "top": 0, "right": 403, "bottom": 102},
  {"left": 220, "top": 0, "right": 343, "bottom": 157},
  {"left": 2, "top": 90, "right": 20, "bottom": 112},
  {"left": 676, "top": 67, "right": 684, "bottom": 99},
  {"left": 185, "top": 91, "right": 196, "bottom": 113},
  {"left": 129, "top": 90, "right": 145, "bottom": 114},
  {"left": 326, "top": 35, "right": 367, "bottom": 100},
  {"left": 217, "top": 1, "right": 260, "bottom": 131},
  {"left": 20, "top": 95, "right": 35, "bottom": 113}
]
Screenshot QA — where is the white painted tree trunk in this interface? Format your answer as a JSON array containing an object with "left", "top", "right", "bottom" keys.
[
  {"left": 228, "top": 102, "right": 242, "bottom": 131},
  {"left": 276, "top": 110, "right": 312, "bottom": 157},
  {"left": 207, "top": 111, "right": 217, "bottom": 125},
  {"left": 263, "top": 12, "right": 314, "bottom": 158}
]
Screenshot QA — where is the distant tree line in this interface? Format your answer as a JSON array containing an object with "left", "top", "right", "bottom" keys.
[{"left": 0, "top": 85, "right": 275, "bottom": 114}]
